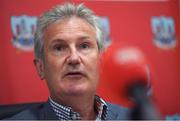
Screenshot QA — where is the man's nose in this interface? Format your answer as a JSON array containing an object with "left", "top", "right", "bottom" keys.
[{"left": 67, "top": 48, "right": 80, "bottom": 66}]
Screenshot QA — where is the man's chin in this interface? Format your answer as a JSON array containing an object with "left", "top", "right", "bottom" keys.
[
  {"left": 65, "top": 85, "right": 90, "bottom": 96},
  {"left": 68, "top": 89, "right": 86, "bottom": 96}
]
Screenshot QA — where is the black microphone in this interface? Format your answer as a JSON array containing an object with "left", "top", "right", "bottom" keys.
[{"left": 128, "top": 82, "right": 161, "bottom": 119}]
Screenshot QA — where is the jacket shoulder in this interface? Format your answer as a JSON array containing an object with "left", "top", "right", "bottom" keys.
[{"left": 6, "top": 103, "right": 45, "bottom": 120}]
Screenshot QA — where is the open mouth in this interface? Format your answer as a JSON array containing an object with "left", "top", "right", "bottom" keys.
[{"left": 64, "top": 72, "right": 85, "bottom": 77}]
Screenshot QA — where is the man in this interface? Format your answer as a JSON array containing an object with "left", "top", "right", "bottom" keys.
[{"left": 9, "top": 2, "right": 130, "bottom": 120}]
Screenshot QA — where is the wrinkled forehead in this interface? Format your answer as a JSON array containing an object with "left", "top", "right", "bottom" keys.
[{"left": 42, "top": 17, "right": 97, "bottom": 43}]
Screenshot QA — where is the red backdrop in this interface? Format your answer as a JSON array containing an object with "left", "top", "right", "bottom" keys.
[{"left": 0, "top": 0, "right": 179, "bottom": 117}]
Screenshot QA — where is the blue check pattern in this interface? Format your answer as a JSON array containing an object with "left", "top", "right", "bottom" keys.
[{"left": 49, "top": 95, "right": 107, "bottom": 120}]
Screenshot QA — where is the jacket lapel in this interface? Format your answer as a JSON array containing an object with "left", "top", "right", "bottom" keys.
[{"left": 39, "top": 101, "right": 58, "bottom": 120}]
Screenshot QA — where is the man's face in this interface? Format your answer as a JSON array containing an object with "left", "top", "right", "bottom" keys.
[{"left": 35, "top": 17, "right": 100, "bottom": 100}]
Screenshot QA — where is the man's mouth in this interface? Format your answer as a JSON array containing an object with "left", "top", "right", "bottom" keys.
[{"left": 64, "top": 71, "right": 86, "bottom": 78}]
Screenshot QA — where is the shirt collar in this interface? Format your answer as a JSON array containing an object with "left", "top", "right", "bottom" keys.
[
  {"left": 95, "top": 95, "right": 108, "bottom": 120},
  {"left": 48, "top": 95, "right": 107, "bottom": 120}
]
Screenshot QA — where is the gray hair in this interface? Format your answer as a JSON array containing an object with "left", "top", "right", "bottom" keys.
[{"left": 34, "top": 2, "right": 103, "bottom": 60}]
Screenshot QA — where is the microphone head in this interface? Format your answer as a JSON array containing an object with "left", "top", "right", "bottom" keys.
[{"left": 101, "top": 43, "right": 151, "bottom": 99}]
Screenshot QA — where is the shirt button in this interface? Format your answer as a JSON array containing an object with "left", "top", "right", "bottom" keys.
[{"left": 72, "top": 114, "right": 76, "bottom": 120}]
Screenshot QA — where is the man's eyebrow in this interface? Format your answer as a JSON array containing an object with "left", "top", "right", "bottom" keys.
[{"left": 50, "top": 36, "right": 94, "bottom": 44}]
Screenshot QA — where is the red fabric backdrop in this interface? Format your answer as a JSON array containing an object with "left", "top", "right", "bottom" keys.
[{"left": 0, "top": 0, "right": 179, "bottom": 117}]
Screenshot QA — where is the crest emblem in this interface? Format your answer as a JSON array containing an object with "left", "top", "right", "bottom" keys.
[
  {"left": 11, "top": 15, "right": 37, "bottom": 51},
  {"left": 151, "top": 16, "right": 176, "bottom": 49},
  {"left": 97, "top": 17, "right": 111, "bottom": 48}
]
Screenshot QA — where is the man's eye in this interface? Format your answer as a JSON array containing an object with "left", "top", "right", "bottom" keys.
[
  {"left": 79, "top": 42, "right": 90, "bottom": 49},
  {"left": 53, "top": 44, "right": 66, "bottom": 51}
]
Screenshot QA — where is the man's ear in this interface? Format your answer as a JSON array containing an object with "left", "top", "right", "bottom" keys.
[
  {"left": 99, "top": 51, "right": 104, "bottom": 63},
  {"left": 34, "top": 58, "right": 45, "bottom": 80}
]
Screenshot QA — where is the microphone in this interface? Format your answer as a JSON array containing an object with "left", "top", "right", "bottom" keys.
[{"left": 101, "top": 43, "right": 161, "bottom": 119}]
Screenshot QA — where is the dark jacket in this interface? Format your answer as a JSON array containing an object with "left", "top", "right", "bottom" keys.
[{"left": 8, "top": 101, "right": 130, "bottom": 120}]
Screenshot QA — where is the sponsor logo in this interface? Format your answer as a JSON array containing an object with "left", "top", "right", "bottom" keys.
[
  {"left": 151, "top": 16, "right": 176, "bottom": 49},
  {"left": 166, "top": 114, "right": 180, "bottom": 120},
  {"left": 11, "top": 15, "right": 37, "bottom": 51}
]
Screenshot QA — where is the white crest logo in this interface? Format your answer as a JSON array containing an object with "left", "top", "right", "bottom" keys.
[
  {"left": 151, "top": 16, "right": 176, "bottom": 49},
  {"left": 11, "top": 15, "right": 37, "bottom": 51}
]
